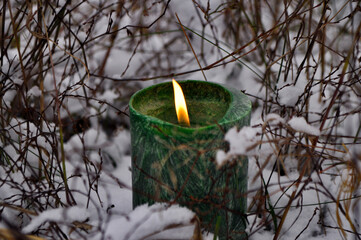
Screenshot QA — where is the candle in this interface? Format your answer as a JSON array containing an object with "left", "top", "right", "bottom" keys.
[{"left": 129, "top": 80, "right": 251, "bottom": 239}]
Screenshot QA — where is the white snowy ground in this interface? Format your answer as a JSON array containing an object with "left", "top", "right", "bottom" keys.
[{"left": 1, "top": 0, "right": 360, "bottom": 239}]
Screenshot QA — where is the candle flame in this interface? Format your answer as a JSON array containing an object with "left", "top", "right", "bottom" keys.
[{"left": 172, "top": 79, "right": 190, "bottom": 126}]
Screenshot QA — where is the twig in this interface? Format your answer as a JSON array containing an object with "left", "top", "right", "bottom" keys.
[{"left": 175, "top": 13, "right": 207, "bottom": 81}]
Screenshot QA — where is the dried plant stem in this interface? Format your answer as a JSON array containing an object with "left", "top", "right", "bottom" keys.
[
  {"left": 0, "top": 0, "right": 6, "bottom": 66},
  {"left": 1, "top": 0, "right": 360, "bottom": 238},
  {"left": 7, "top": 1, "right": 27, "bottom": 84},
  {"left": 175, "top": 13, "right": 207, "bottom": 81},
  {"left": 273, "top": 160, "right": 310, "bottom": 240},
  {"left": 40, "top": 4, "right": 74, "bottom": 206},
  {"left": 98, "top": 2, "right": 123, "bottom": 77},
  {"left": 313, "top": 22, "right": 361, "bottom": 152},
  {"left": 0, "top": 228, "right": 45, "bottom": 240}
]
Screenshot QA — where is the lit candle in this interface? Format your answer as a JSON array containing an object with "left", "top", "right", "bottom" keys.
[
  {"left": 129, "top": 80, "right": 251, "bottom": 239},
  {"left": 172, "top": 79, "right": 190, "bottom": 126}
]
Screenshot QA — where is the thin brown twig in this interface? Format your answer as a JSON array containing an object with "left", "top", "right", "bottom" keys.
[{"left": 175, "top": 13, "right": 207, "bottom": 81}]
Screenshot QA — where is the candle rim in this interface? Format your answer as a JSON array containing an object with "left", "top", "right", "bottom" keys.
[{"left": 129, "top": 80, "right": 251, "bottom": 130}]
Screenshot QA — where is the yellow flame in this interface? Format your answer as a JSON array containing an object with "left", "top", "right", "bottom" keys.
[{"left": 172, "top": 79, "right": 190, "bottom": 126}]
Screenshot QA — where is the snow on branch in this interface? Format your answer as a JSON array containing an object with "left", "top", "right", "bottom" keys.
[
  {"left": 287, "top": 117, "right": 320, "bottom": 136},
  {"left": 104, "top": 203, "right": 196, "bottom": 240}
]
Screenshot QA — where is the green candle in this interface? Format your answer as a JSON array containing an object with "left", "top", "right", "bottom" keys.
[{"left": 129, "top": 80, "right": 251, "bottom": 239}]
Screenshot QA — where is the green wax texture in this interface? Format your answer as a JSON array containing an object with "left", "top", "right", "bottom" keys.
[{"left": 129, "top": 80, "right": 251, "bottom": 239}]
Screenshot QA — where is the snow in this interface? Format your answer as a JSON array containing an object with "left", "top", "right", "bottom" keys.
[
  {"left": 23, "top": 207, "right": 89, "bottom": 234},
  {"left": 1, "top": 1, "right": 360, "bottom": 239},
  {"left": 288, "top": 117, "right": 321, "bottom": 136},
  {"left": 98, "top": 89, "right": 119, "bottom": 103},
  {"left": 2, "top": 89, "right": 16, "bottom": 105},
  {"left": 216, "top": 126, "right": 260, "bottom": 166},
  {"left": 104, "top": 203, "right": 196, "bottom": 240},
  {"left": 265, "top": 113, "right": 286, "bottom": 125},
  {"left": 65, "top": 127, "right": 108, "bottom": 152},
  {"left": 27, "top": 86, "right": 42, "bottom": 97},
  {"left": 277, "top": 81, "right": 307, "bottom": 107},
  {"left": 216, "top": 113, "right": 288, "bottom": 166}
]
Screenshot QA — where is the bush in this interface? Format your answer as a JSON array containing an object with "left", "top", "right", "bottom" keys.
[{"left": 0, "top": 0, "right": 360, "bottom": 239}]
